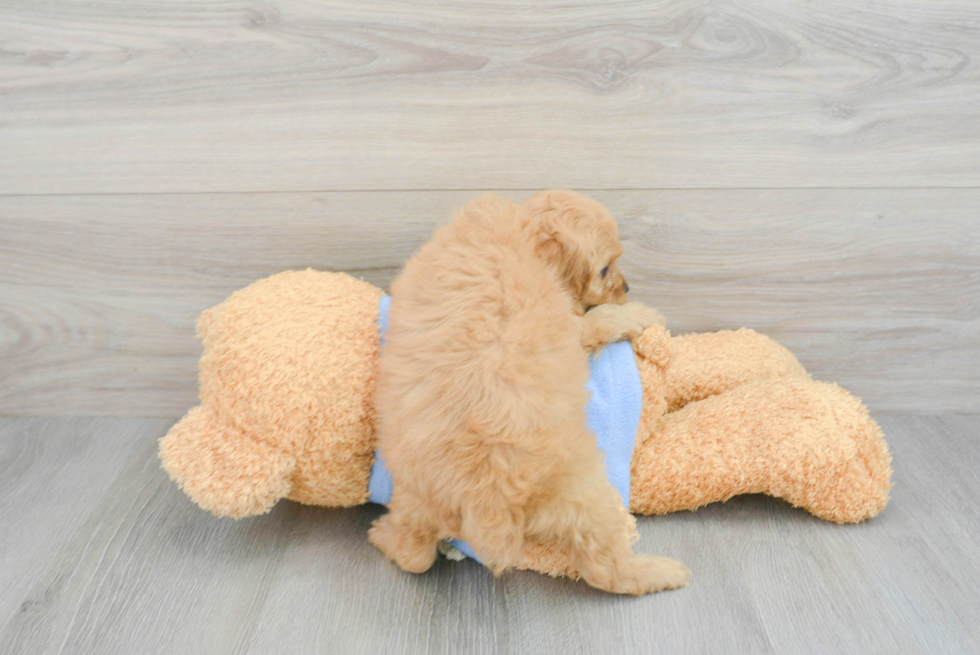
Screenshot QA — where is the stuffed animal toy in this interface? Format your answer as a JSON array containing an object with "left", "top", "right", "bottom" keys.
[{"left": 160, "top": 269, "right": 892, "bottom": 579}]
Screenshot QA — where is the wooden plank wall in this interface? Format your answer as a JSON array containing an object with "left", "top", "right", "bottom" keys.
[{"left": 1, "top": 0, "right": 978, "bottom": 415}]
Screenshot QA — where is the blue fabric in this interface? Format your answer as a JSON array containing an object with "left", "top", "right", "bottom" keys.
[
  {"left": 368, "top": 295, "right": 642, "bottom": 563},
  {"left": 584, "top": 339, "right": 643, "bottom": 509}
]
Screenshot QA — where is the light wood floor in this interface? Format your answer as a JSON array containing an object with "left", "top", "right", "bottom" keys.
[{"left": 0, "top": 415, "right": 978, "bottom": 654}]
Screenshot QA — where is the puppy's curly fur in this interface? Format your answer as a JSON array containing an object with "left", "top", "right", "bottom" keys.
[{"left": 369, "top": 191, "right": 689, "bottom": 595}]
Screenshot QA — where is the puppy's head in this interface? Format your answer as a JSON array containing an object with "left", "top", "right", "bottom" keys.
[{"left": 522, "top": 190, "right": 629, "bottom": 313}]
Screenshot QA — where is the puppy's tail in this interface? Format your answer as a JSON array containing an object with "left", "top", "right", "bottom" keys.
[{"left": 460, "top": 501, "right": 527, "bottom": 575}]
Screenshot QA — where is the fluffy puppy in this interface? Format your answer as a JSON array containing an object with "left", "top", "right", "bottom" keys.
[{"left": 369, "top": 191, "right": 689, "bottom": 595}]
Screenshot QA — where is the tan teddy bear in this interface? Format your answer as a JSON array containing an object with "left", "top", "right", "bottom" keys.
[{"left": 159, "top": 269, "right": 892, "bottom": 579}]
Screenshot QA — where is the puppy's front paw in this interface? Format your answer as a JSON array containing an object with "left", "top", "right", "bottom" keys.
[
  {"left": 582, "top": 302, "right": 666, "bottom": 350},
  {"left": 620, "top": 302, "right": 666, "bottom": 339}
]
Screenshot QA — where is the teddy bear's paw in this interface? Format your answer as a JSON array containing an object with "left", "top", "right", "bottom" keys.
[{"left": 614, "top": 555, "right": 691, "bottom": 596}]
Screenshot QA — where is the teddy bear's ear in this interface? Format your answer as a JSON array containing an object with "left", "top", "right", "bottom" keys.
[{"left": 160, "top": 406, "right": 296, "bottom": 519}]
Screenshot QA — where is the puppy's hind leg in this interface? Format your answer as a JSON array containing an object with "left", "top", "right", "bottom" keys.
[
  {"left": 528, "top": 461, "right": 689, "bottom": 595},
  {"left": 368, "top": 488, "right": 440, "bottom": 574}
]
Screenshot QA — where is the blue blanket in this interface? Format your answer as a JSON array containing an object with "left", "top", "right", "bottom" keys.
[{"left": 368, "top": 295, "right": 642, "bottom": 562}]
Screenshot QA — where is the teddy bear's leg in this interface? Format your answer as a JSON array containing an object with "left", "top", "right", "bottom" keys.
[
  {"left": 630, "top": 378, "right": 892, "bottom": 523},
  {"left": 526, "top": 461, "right": 690, "bottom": 595},
  {"left": 666, "top": 328, "right": 809, "bottom": 410},
  {"left": 159, "top": 405, "right": 297, "bottom": 519},
  {"left": 368, "top": 488, "right": 441, "bottom": 574}
]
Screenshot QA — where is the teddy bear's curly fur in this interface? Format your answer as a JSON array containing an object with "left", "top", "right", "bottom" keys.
[{"left": 159, "top": 269, "right": 891, "bottom": 581}]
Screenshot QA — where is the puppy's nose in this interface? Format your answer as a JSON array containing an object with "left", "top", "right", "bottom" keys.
[{"left": 623, "top": 282, "right": 629, "bottom": 294}]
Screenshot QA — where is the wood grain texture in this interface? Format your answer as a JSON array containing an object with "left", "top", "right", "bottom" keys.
[
  {"left": 2, "top": 190, "right": 977, "bottom": 415},
  {"left": 716, "top": 415, "right": 980, "bottom": 654},
  {"left": 0, "top": 418, "right": 156, "bottom": 624},
  {"left": 0, "top": 418, "right": 301, "bottom": 655},
  {"left": 1, "top": 0, "right": 979, "bottom": 193},
  {"left": 1, "top": 416, "right": 978, "bottom": 654}
]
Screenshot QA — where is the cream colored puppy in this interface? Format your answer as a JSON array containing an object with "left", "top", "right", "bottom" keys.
[{"left": 370, "top": 191, "right": 688, "bottom": 595}]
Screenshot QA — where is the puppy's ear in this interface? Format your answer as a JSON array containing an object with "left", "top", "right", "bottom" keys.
[{"left": 523, "top": 192, "right": 594, "bottom": 302}]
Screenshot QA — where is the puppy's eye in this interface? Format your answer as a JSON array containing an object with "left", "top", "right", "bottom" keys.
[{"left": 600, "top": 265, "right": 609, "bottom": 278}]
